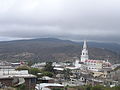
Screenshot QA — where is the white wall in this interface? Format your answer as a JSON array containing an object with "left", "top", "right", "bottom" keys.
[{"left": 0, "top": 70, "right": 29, "bottom": 75}]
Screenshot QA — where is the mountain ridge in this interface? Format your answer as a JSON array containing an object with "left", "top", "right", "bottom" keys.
[{"left": 0, "top": 38, "right": 119, "bottom": 64}]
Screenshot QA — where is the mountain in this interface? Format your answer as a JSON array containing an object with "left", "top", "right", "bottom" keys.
[
  {"left": 88, "top": 42, "right": 120, "bottom": 53},
  {"left": 0, "top": 38, "right": 119, "bottom": 64}
]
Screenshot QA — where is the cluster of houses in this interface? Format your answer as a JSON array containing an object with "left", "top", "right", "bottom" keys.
[
  {"left": 0, "top": 60, "right": 36, "bottom": 90},
  {"left": 0, "top": 41, "right": 120, "bottom": 90}
]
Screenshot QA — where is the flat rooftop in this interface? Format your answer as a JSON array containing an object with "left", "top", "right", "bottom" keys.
[{"left": 0, "top": 74, "right": 36, "bottom": 79}]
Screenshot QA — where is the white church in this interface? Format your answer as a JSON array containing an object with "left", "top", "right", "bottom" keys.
[{"left": 75, "top": 40, "right": 111, "bottom": 71}]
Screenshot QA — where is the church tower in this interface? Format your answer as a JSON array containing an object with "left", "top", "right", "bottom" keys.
[{"left": 81, "top": 40, "right": 89, "bottom": 62}]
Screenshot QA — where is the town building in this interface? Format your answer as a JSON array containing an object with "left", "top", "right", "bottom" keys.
[
  {"left": 0, "top": 69, "right": 36, "bottom": 90},
  {"left": 35, "top": 83, "right": 64, "bottom": 90}
]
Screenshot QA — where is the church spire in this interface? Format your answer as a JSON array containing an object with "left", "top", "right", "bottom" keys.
[
  {"left": 83, "top": 40, "right": 87, "bottom": 50},
  {"left": 81, "top": 40, "right": 89, "bottom": 62}
]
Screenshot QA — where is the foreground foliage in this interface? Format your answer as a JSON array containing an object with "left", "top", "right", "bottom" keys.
[{"left": 66, "top": 85, "right": 120, "bottom": 90}]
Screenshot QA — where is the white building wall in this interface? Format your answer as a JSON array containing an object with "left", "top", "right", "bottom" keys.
[
  {"left": 0, "top": 70, "right": 29, "bottom": 75},
  {"left": 75, "top": 59, "right": 81, "bottom": 68}
]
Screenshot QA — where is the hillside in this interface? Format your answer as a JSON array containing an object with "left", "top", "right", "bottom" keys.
[{"left": 0, "top": 38, "right": 119, "bottom": 64}]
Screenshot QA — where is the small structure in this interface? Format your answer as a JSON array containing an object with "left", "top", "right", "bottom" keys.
[
  {"left": 35, "top": 83, "right": 64, "bottom": 90},
  {"left": 0, "top": 70, "right": 36, "bottom": 90},
  {"left": 37, "top": 76, "right": 54, "bottom": 83},
  {"left": 31, "top": 62, "right": 46, "bottom": 69}
]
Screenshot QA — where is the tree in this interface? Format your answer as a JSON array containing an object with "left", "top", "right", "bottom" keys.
[
  {"left": 29, "top": 67, "right": 42, "bottom": 76},
  {"left": 44, "top": 62, "right": 54, "bottom": 72},
  {"left": 63, "top": 69, "right": 71, "bottom": 80},
  {"left": 52, "top": 88, "right": 64, "bottom": 90},
  {"left": 41, "top": 71, "right": 54, "bottom": 77}
]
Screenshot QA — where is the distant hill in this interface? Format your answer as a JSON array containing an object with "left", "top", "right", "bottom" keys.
[
  {"left": 87, "top": 42, "right": 120, "bottom": 53},
  {"left": 0, "top": 38, "right": 119, "bottom": 64}
]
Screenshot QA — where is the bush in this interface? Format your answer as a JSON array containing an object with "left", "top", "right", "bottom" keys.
[
  {"left": 91, "top": 85, "right": 104, "bottom": 90},
  {"left": 52, "top": 88, "right": 64, "bottom": 90},
  {"left": 111, "top": 86, "right": 120, "bottom": 90},
  {"left": 85, "top": 85, "right": 92, "bottom": 90},
  {"left": 41, "top": 71, "right": 54, "bottom": 77},
  {"left": 16, "top": 84, "right": 26, "bottom": 90}
]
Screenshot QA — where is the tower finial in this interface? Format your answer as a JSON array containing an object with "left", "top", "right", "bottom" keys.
[{"left": 83, "top": 40, "right": 87, "bottom": 50}]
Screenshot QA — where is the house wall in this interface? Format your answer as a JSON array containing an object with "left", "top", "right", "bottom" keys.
[
  {"left": 24, "top": 78, "right": 36, "bottom": 90},
  {"left": 37, "top": 79, "right": 54, "bottom": 84},
  {"left": 0, "top": 78, "right": 36, "bottom": 90},
  {"left": 0, "top": 78, "right": 13, "bottom": 86}
]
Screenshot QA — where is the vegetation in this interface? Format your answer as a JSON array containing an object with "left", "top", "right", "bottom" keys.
[
  {"left": 91, "top": 85, "right": 104, "bottom": 90},
  {"left": 44, "top": 62, "right": 54, "bottom": 73},
  {"left": 36, "top": 62, "right": 55, "bottom": 77},
  {"left": 16, "top": 84, "right": 26, "bottom": 90},
  {"left": 15, "top": 62, "right": 54, "bottom": 78},
  {"left": 65, "top": 85, "right": 120, "bottom": 90},
  {"left": 112, "top": 65, "right": 120, "bottom": 71},
  {"left": 52, "top": 88, "right": 64, "bottom": 90},
  {"left": 40, "top": 71, "right": 54, "bottom": 77},
  {"left": 29, "top": 67, "right": 42, "bottom": 76},
  {"left": 63, "top": 69, "right": 72, "bottom": 80},
  {"left": 16, "top": 65, "right": 30, "bottom": 70}
]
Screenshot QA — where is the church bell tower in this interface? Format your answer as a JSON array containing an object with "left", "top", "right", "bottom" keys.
[{"left": 81, "top": 40, "right": 89, "bottom": 62}]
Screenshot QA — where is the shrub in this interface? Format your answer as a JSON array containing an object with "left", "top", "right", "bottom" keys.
[{"left": 91, "top": 85, "right": 104, "bottom": 90}]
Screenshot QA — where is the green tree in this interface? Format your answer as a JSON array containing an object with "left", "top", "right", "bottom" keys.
[
  {"left": 42, "top": 71, "right": 54, "bottom": 77},
  {"left": 29, "top": 67, "right": 41, "bottom": 76},
  {"left": 63, "top": 69, "right": 71, "bottom": 80},
  {"left": 44, "top": 62, "right": 54, "bottom": 72},
  {"left": 52, "top": 88, "right": 64, "bottom": 90},
  {"left": 27, "top": 61, "right": 34, "bottom": 66}
]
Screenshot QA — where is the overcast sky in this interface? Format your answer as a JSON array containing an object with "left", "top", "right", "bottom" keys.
[{"left": 0, "top": 0, "right": 120, "bottom": 42}]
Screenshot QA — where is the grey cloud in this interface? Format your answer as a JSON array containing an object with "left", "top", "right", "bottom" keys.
[{"left": 0, "top": 0, "right": 120, "bottom": 43}]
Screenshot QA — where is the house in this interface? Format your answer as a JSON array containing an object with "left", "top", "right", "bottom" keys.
[
  {"left": 0, "top": 69, "right": 36, "bottom": 90},
  {"left": 37, "top": 76, "right": 54, "bottom": 83},
  {"left": 35, "top": 83, "right": 64, "bottom": 90}
]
